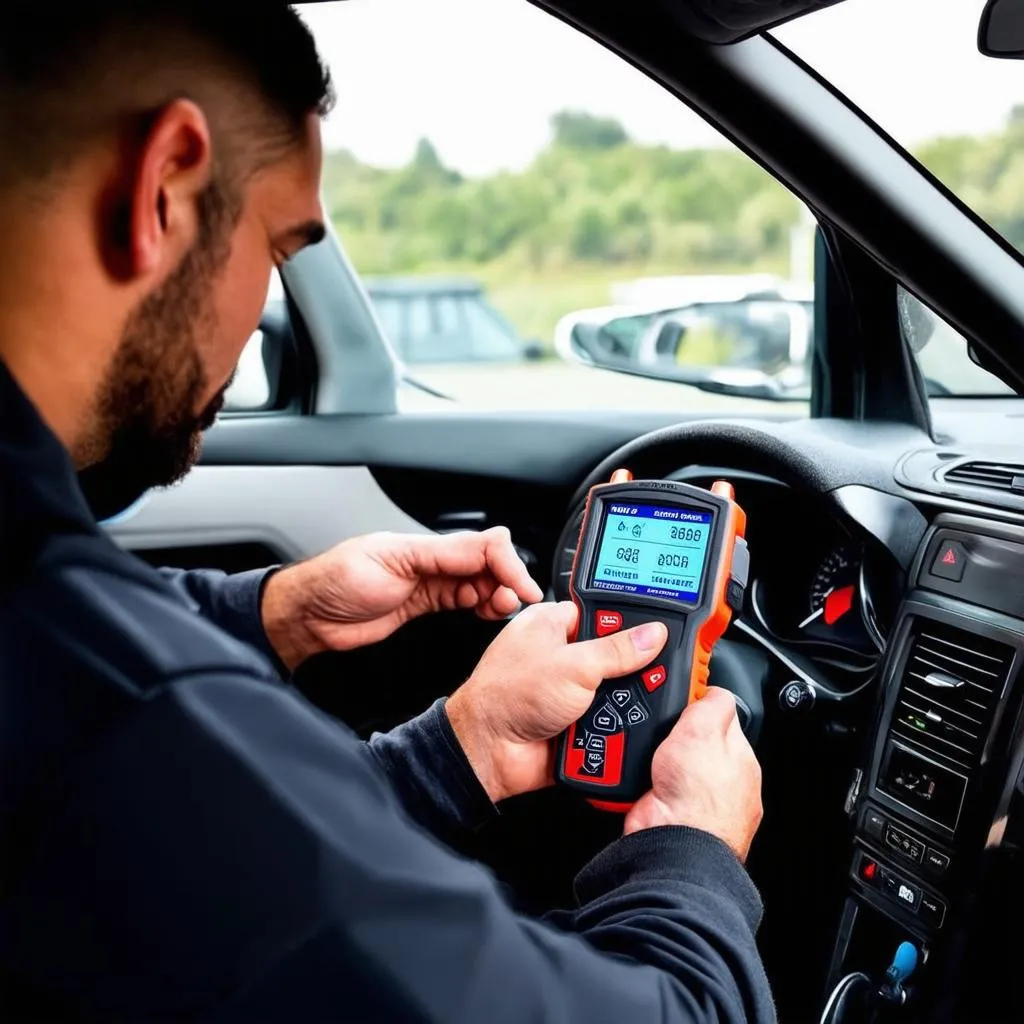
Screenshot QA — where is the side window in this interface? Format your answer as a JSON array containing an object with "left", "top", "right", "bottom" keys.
[
  {"left": 222, "top": 269, "right": 282, "bottom": 412},
  {"left": 305, "top": 0, "right": 815, "bottom": 414},
  {"left": 370, "top": 294, "right": 407, "bottom": 358},
  {"left": 898, "top": 289, "right": 1014, "bottom": 397}
]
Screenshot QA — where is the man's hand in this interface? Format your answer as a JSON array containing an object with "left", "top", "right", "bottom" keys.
[
  {"left": 445, "top": 601, "right": 668, "bottom": 804},
  {"left": 624, "top": 687, "right": 763, "bottom": 862},
  {"left": 261, "top": 528, "right": 544, "bottom": 670}
]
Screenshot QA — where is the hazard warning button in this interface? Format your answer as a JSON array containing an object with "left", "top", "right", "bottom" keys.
[{"left": 930, "top": 540, "right": 967, "bottom": 583}]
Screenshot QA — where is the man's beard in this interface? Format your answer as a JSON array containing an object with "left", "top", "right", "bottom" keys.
[{"left": 79, "top": 183, "right": 237, "bottom": 520}]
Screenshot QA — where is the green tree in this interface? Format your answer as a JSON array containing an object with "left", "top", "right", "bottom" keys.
[
  {"left": 551, "top": 110, "right": 629, "bottom": 150},
  {"left": 570, "top": 206, "right": 613, "bottom": 260},
  {"left": 410, "top": 138, "right": 461, "bottom": 186},
  {"left": 323, "top": 105, "right": 1024, "bottom": 281}
]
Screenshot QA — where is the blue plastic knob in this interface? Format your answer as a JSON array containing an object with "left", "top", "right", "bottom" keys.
[{"left": 889, "top": 941, "right": 919, "bottom": 984}]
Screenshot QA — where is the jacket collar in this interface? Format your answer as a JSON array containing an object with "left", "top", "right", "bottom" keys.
[{"left": 0, "top": 361, "right": 98, "bottom": 576}]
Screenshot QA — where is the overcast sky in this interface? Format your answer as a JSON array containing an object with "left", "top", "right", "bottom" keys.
[{"left": 297, "top": 0, "right": 1024, "bottom": 176}]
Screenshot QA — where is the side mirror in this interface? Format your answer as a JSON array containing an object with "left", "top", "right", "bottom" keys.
[
  {"left": 979, "top": 0, "right": 1024, "bottom": 58},
  {"left": 654, "top": 320, "right": 683, "bottom": 354},
  {"left": 554, "top": 297, "right": 812, "bottom": 394}
]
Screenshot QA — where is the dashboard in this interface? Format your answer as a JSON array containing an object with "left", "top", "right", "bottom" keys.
[{"left": 547, "top": 415, "right": 1024, "bottom": 1023}]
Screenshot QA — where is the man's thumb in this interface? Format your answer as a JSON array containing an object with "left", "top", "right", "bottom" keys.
[
  {"left": 629, "top": 621, "right": 669, "bottom": 656},
  {"left": 575, "top": 620, "right": 668, "bottom": 683}
]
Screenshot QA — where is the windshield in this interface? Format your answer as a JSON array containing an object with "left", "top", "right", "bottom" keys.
[
  {"left": 299, "top": 0, "right": 814, "bottom": 414},
  {"left": 775, "top": 0, "right": 1021, "bottom": 398}
]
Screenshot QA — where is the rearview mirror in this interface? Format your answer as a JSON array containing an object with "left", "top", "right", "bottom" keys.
[
  {"left": 554, "top": 296, "right": 813, "bottom": 396},
  {"left": 979, "top": 0, "right": 1024, "bottom": 58}
]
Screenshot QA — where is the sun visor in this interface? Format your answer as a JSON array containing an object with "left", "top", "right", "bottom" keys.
[{"left": 664, "top": 0, "right": 847, "bottom": 44}]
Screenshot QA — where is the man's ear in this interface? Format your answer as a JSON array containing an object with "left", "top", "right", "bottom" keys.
[{"left": 112, "top": 99, "right": 215, "bottom": 282}]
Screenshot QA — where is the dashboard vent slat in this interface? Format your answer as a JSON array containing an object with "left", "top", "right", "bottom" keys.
[
  {"left": 890, "top": 622, "right": 1014, "bottom": 770},
  {"left": 944, "top": 461, "right": 1024, "bottom": 493}
]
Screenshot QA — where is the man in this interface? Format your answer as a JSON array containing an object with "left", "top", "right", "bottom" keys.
[{"left": 0, "top": 4, "right": 772, "bottom": 1021}]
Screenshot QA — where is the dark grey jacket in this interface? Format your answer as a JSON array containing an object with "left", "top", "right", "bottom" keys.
[{"left": 0, "top": 362, "right": 775, "bottom": 1022}]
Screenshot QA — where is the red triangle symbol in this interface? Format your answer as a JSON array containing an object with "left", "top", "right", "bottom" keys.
[{"left": 942, "top": 548, "right": 957, "bottom": 565}]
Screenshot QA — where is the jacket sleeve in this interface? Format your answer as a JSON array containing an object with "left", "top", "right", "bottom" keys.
[
  {"left": 366, "top": 697, "right": 499, "bottom": 842},
  {"left": 2, "top": 672, "right": 775, "bottom": 1024},
  {"left": 158, "top": 567, "right": 496, "bottom": 841},
  {"left": 158, "top": 566, "right": 287, "bottom": 673}
]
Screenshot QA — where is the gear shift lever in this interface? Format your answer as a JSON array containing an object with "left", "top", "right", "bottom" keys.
[
  {"left": 876, "top": 942, "right": 918, "bottom": 1007},
  {"left": 820, "top": 942, "right": 919, "bottom": 1024}
]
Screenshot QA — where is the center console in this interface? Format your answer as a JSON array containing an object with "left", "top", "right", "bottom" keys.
[{"left": 825, "top": 513, "right": 1024, "bottom": 1022}]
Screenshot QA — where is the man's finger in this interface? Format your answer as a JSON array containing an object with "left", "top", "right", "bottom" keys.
[
  {"left": 487, "top": 585, "right": 521, "bottom": 617},
  {"left": 512, "top": 600, "right": 578, "bottom": 637},
  {"left": 565, "top": 621, "right": 668, "bottom": 688},
  {"left": 471, "top": 573, "right": 498, "bottom": 606},
  {"left": 474, "top": 585, "right": 520, "bottom": 620},
  {"left": 466, "top": 575, "right": 519, "bottom": 619},
  {"left": 411, "top": 530, "right": 499, "bottom": 579},
  {"left": 417, "top": 529, "right": 543, "bottom": 605},
  {"left": 482, "top": 528, "right": 544, "bottom": 604},
  {"left": 475, "top": 604, "right": 505, "bottom": 622},
  {"left": 679, "top": 686, "right": 739, "bottom": 735}
]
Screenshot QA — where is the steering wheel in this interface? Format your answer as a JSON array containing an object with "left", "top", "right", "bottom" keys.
[
  {"left": 567, "top": 421, "right": 830, "bottom": 509},
  {"left": 555, "top": 422, "right": 855, "bottom": 743}
]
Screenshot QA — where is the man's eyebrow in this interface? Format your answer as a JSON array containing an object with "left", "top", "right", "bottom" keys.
[{"left": 275, "top": 219, "right": 327, "bottom": 254}]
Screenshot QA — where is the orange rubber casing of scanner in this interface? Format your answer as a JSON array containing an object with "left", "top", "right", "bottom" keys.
[{"left": 558, "top": 469, "right": 748, "bottom": 812}]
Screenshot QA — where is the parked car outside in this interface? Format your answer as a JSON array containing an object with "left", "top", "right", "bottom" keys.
[{"left": 363, "top": 276, "right": 544, "bottom": 365}]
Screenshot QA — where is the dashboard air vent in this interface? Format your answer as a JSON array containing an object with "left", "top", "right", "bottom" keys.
[
  {"left": 891, "top": 622, "right": 1014, "bottom": 770},
  {"left": 944, "top": 461, "right": 1024, "bottom": 493}
]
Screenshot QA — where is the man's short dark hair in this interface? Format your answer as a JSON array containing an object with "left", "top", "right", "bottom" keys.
[{"left": 0, "top": 2, "right": 334, "bottom": 189}]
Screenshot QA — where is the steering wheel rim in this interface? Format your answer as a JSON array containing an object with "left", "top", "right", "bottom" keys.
[{"left": 568, "top": 420, "right": 828, "bottom": 510}]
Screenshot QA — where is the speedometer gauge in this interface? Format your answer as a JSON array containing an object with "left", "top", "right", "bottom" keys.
[
  {"left": 798, "top": 545, "right": 873, "bottom": 650},
  {"left": 807, "top": 548, "right": 859, "bottom": 622}
]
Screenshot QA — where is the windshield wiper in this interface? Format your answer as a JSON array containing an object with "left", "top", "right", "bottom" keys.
[{"left": 401, "top": 373, "right": 454, "bottom": 401}]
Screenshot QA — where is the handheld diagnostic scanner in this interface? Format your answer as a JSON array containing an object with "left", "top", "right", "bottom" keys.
[{"left": 556, "top": 473, "right": 749, "bottom": 811}]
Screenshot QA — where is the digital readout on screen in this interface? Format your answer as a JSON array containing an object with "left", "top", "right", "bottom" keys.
[{"left": 590, "top": 502, "right": 713, "bottom": 602}]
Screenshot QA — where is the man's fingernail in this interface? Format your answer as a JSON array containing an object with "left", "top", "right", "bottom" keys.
[{"left": 631, "top": 622, "right": 667, "bottom": 652}]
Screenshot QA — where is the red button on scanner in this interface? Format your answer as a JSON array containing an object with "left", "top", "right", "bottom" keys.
[
  {"left": 642, "top": 664, "right": 667, "bottom": 692},
  {"left": 595, "top": 610, "right": 623, "bottom": 637},
  {"left": 861, "top": 859, "right": 877, "bottom": 882}
]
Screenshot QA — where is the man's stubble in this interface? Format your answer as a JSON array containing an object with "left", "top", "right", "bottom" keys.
[{"left": 88, "top": 180, "right": 239, "bottom": 504}]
